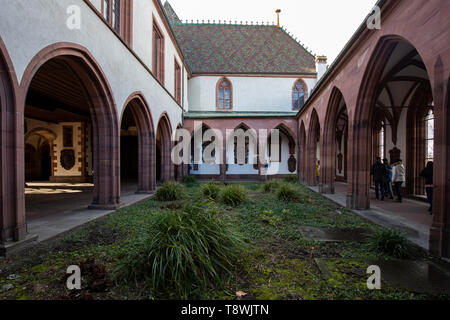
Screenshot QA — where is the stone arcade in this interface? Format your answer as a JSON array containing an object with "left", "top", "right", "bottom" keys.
[{"left": 0, "top": 0, "right": 449, "bottom": 257}]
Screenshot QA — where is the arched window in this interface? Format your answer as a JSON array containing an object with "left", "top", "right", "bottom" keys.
[
  {"left": 378, "top": 121, "right": 386, "bottom": 159},
  {"left": 217, "top": 78, "right": 232, "bottom": 110},
  {"left": 424, "top": 109, "right": 434, "bottom": 165},
  {"left": 293, "top": 80, "right": 307, "bottom": 110}
]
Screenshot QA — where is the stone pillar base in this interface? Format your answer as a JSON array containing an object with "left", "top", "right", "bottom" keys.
[
  {"left": 346, "top": 194, "right": 370, "bottom": 210},
  {"left": 319, "top": 183, "right": 335, "bottom": 194},
  {"left": 429, "top": 225, "right": 450, "bottom": 258}
]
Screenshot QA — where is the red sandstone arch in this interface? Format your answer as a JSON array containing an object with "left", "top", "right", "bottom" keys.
[
  {"left": 156, "top": 112, "right": 174, "bottom": 182},
  {"left": 0, "top": 37, "right": 24, "bottom": 243},
  {"left": 351, "top": 35, "right": 436, "bottom": 210},
  {"left": 121, "top": 92, "right": 156, "bottom": 193},
  {"left": 20, "top": 43, "right": 121, "bottom": 210},
  {"left": 298, "top": 121, "right": 307, "bottom": 182},
  {"left": 321, "top": 87, "right": 349, "bottom": 194},
  {"left": 306, "top": 109, "right": 321, "bottom": 186}
]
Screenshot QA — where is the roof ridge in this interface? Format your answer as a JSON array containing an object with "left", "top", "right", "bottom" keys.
[{"left": 173, "top": 20, "right": 316, "bottom": 58}]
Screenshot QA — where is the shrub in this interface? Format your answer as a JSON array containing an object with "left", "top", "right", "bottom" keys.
[
  {"left": 368, "top": 229, "right": 416, "bottom": 258},
  {"left": 116, "top": 201, "right": 245, "bottom": 298},
  {"left": 260, "top": 210, "right": 283, "bottom": 226},
  {"left": 155, "top": 180, "right": 183, "bottom": 201},
  {"left": 262, "top": 180, "right": 281, "bottom": 193},
  {"left": 181, "top": 175, "right": 197, "bottom": 184},
  {"left": 220, "top": 184, "right": 248, "bottom": 206},
  {"left": 283, "top": 175, "right": 299, "bottom": 184},
  {"left": 276, "top": 183, "right": 299, "bottom": 202},
  {"left": 201, "top": 181, "right": 221, "bottom": 200}
]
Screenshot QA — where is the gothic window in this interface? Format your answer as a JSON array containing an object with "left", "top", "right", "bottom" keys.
[
  {"left": 424, "top": 109, "right": 434, "bottom": 165},
  {"left": 217, "top": 78, "right": 232, "bottom": 110},
  {"left": 101, "top": 0, "right": 132, "bottom": 45},
  {"left": 377, "top": 121, "right": 386, "bottom": 159},
  {"left": 103, "top": 0, "right": 121, "bottom": 33},
  {"left": 293, "top": 80, "right": 307, "bottom": 110},
  {"left": 174, "top": 59, "right": 182, "bottom": 104},
  {"left": 153, "top": 21, "right": 165, "bottom": 84}
]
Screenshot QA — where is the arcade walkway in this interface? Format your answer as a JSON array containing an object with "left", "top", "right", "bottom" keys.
[
  {"left": 308, "top": 182, "right": 432, "bottom": 250},
  {"left": 25, "top": 181, "right": 153, "bottom": 243}
]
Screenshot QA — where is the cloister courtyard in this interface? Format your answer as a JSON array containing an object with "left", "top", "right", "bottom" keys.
[{"left": 1, "top": 179, "right": 449, "bottom": 300}]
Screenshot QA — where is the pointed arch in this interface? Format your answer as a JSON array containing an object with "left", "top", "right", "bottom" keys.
[
  {"left": 216, "top": 77, "right": 233, "bottom": 110},
  {"left": 307, "top": 109, "right": 321, "bottom": 186},
  {"left": 0, "top": 36, "right": 23, "bottom": 243},
  {"left": 121, "top": 92, "right": 156, "bottom": 193},
  {"left": 298, "top": 120, "right": 307, "bottom": 182},
  {"left": 20, "top": 43, "right": 121, "bottom": 210},
  {"left": 322, "top": 87, "right": 349, "bottom": 193},
  {"left": 156, "top": 112, "right": 173, "bottom": 182}
]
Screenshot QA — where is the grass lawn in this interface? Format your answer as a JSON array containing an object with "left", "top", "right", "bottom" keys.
[{"left": 0, "top": 181, "right": 448, "bottom": 300}]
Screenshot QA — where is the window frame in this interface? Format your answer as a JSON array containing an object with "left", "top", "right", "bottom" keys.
[
  {"left": 152, "top": 17, "right": 165, "bottom": 85},
  {"left": 100, "top": 0, "right": 133, "bottom": 45},
  {"left": 292, "top": 79, "right": 308, "bottom": 110},
  {"left": 174, "top": 58, "right": 182, "bottom": 105},
  {"left": 216, "top": 77, "right": 233, "bottom": 110},
  {"left": 424, "top": 108, "right": 434, "bottom": 165}
]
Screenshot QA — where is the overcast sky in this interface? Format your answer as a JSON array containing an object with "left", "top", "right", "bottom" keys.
[{"left": 166, "top": 0, "right": 378, "bottom": 65}]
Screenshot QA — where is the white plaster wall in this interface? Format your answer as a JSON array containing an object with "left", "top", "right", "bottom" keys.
[
  {"left": 25, "top": 119, "right": 86, "bottom": 177},
  {"left": 0, "top": 0, "right": 183, "bottom": 134},
  {"left": 187, "top": 76, "right": 316, "bottom": 112}
]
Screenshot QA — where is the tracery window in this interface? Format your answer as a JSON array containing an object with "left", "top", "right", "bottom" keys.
[
  {"left": 293, "top": 80, "right": 307, "bottom": 110},
  {"left": 217, "top": 78, "right": 232, "bottom": 110}
]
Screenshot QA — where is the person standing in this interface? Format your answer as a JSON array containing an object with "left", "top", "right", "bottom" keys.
[
  {"left": 420, "top": 161, "right": 433, "bottom": 214},
  {"left": 383, "top": 158, "right": 394, "bottom": 199},
  {"left": 392, "top": 159, "right": 406, "bottom": 203},
  {"left": 316, "top": 160, "right": 320, "bottom": 184},
  {"left": 371, "top": 157, "right": 386, "bottom": 201}
]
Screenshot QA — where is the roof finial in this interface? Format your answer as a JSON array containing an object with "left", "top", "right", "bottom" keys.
[{"left": 276, "top": 9, "right": 281, "bottom": 28}]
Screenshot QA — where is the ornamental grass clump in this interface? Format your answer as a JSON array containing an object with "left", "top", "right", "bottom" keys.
[
  {"left": 368, "top": 229, "right": 417, "bottom": 259},
  {"left": 116, "top": 201, "right": 246, "bottom": 299},
  {"left": 283, "top": 175, "right": 299, "bottom": 184},
  {"left": 262, "top": 180, "right": 281, "bottom": 193},
  {"left": 276, "top": 182, "right": 299, "bottom": 202},
  {"left": 181, "top": 175, "right": 197, "bottom": 184},
  {"left": 154, "top": 180, "right": 184, "bottom": 201},
  {"left": 220, "top": 184, "right": 248, "bottom": 207},
  {"left": 201, "top": 181, "right": 222, "bottom": 201}
]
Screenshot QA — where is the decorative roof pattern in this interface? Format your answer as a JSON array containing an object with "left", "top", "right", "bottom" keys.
[{"left": 170, "top": 23, "right": 317, "bottom": 75}]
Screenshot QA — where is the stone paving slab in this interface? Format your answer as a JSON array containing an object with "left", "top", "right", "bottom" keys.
[
  {"left": 299, "top": 226, "right": 373, "bottom": 242},
  {"left": 314, "top": 258, "right": 450, "bottom": 295},
  {"left": 365, "top": 259, "right": 450, "bottom": 295}
]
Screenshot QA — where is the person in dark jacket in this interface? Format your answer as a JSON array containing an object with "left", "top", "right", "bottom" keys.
[
  {"left": 420, "top": 161, "right": 433, "bottom": 214},
  {"left": 371, "top": 157, "right": 387, "bottom": 201},
  {"left": 383, "top": 158, "right": 394, "bottom": 199}
]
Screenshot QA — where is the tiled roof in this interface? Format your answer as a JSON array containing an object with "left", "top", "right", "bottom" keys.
[
  {"left": 163, "top": 1, "right": 181, "bottom": 25},
  {"left": 170, "top": 23, "right": 317, "bottom": 75}
]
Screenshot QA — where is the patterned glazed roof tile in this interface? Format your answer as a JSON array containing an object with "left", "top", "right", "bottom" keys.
[{"left": 170, "top": 23, "right": 317, "bottom": 75}]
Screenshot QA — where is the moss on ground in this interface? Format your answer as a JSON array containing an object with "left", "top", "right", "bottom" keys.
[{"left": 0, "top": 182, "right": 448, "bottom": 300}]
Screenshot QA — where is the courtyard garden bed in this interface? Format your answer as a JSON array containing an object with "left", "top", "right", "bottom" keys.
[{"left": 0, "top": 181, "right": 449, "bottom": 300}]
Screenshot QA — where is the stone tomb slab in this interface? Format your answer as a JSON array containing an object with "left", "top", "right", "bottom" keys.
[
  {"left": 299, "top": 226, "right": 373, "bottom": 242},
  {"left": 366, "top": 259, "right": 450, "bottom": 295}
]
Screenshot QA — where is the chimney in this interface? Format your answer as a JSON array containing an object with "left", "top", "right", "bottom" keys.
[
  {"left": 276, "top": 9, "right": 281, "bottom": 28},
  {"left": 315, "top": 55, "right": 328, "bottom": 81}
]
